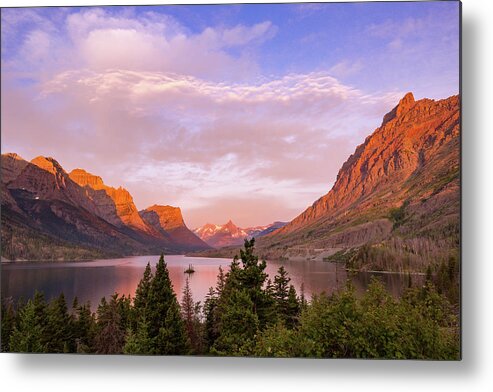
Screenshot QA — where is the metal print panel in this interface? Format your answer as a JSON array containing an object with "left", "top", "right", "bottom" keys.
[{"left": 0, "top": 1, "right": 461, "bottom": 359}]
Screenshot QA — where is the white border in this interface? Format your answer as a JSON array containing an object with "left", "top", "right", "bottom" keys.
[{"left": 1, "top": 0, "right": 492, "bottom": 391}]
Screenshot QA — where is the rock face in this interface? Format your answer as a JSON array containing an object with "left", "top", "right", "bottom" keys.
[
  {"left": 194, "top": 220, "right": 287, "bottom": 248},
  {"left": 1, "top": 156, "right": 206, "bottom": 260},
  {"left": 259, "top": 93, "right": 460, "bottom": 270},
  {"left": 2, "top": 156, "right": 151, "bottom": 259},
  {"left": 1, "top": 153, "right": 29, "bottom": 183},
  {"left": 139, "top": 205, "right": 210, "bottom": 251},
  {"left": 9, "top": 156, "right": 100, "bottom": 214},
  {"left": 69, "top": 168, "right": 154, "bottom": 234}
]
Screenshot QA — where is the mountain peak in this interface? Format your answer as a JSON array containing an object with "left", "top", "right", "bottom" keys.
[
  {"left": 31, "top": 156, "right": 65, "bottom": 175},
  {"left": 139, "top": 205, "right": 210, "bottom": 251},
  {"left": 70, "top": 168, "right": 105, "bottom": 188},
  {"left": 399, "top": 92, "right": 415, "bottom": 106},
  {"left": 194, "top": 220, "right": 286, "bottom": 248},
  {"left": 2, "top": 152, "right": 25, "bottom": 161},
  {"left": 141, "top": 204, "right": 185, "bottom": 230},
  {"left": 147, "top": 204, "right": 181, "bottom": 213},
  {"left": 224, "top": 219, "right": 237, "bottom": 229},
  {"left": 381, "top": 92, "right": 416, "bottom": 126},
  {"left": 396, "top": 92, "right": 415, "bottom": 115}
]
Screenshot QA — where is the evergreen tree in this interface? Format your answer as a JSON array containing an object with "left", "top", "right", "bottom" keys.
[
  {"left": 33, "top": 291, "right": 48, "bottom": 325},
  {"left": 0, "top": 298, "right": 15, "bottom": 352},
  {"left": 181, "top": 277, "right": 203, "bottom": 354},
  {"left": 116, "top": 294, "right": 132, "bottom": 333},
  {"left": 94, "top": 294, "right": 125, "bottom": 354},
  {"left": 236, "top": 238, "right": 271, "bottom": 328},
  {"left": 144, "top": 254, "right": 190, "bottom": 354},
  {"left": 273, "top": 266, "right": 290, "bottom": 312},
  {"left": 299, "top": 282, "right": 308, "bottom": 310},
  {"left": 72, "top": 296, "right": 79, "bottom": 310},
  {"left": 212, "top": 289, "right": 259, "bottom": 356},
  {"left": 203, "top": 287, "right": 219, "bottom": 351},
  {"left": 44, "top": 293, "right": 73, "bottom": 353},
  {"left": 261, "top": 278, "right": 278, "bottom": 327},
  {"left": 286, "top": 285, "right": 301, "bottom": 329},
  {"left": 215, "top": 266, "right": 226, "bottom": 296},
  {"left": 73, "top": 301, "right": 95, "bottom": 353},
  {"left": 155, "top": 300, "right": 190, "bottom": 355},
  {"left": 271, "top": 266, "right": 299, "bottom": 327},
  {"left": 9, "top": 299, "right": 45, "bottom": 353},
  {"left": 146, "top": 254, "right": 176, "bottom": 338},
  {"left": 134, "top": 262, "right": 153, "bottom": 315},
  {"left": 123, "top": 315, "right": 152, "bottom": 355}
]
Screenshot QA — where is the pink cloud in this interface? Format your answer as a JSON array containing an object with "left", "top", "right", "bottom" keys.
[{"left": 1, "top": 7, "right": 403, "bottom": 228}]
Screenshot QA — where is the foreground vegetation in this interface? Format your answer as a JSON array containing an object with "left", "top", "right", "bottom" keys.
[{"left": 1, "top": 239, "right": 460, "bottom": 359}]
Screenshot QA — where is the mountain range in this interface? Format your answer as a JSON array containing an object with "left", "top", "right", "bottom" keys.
[
  {"left": 1, "top": 92, "right": 460, "bottom": 271},
  {"left": 1, "top": 155, "right": 210, "bottom": 260},
  {"left": 197, "top": 93, "right": 460, "bottom": 272},
  {"left": 193, "top": 220, "right": 287, "bottom": 248}
]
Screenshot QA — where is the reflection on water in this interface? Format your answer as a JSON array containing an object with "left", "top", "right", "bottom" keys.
[{"left": 1, "top": 255, "right": 421, "bottom": 310}]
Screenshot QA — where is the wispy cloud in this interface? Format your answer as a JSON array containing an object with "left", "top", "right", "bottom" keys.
[{"left": 328, "top": 60, "right": 364, "bottom": 79}]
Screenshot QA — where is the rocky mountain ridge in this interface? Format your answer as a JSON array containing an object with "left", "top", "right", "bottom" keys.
[
  {"left": 1, "top": 155, "right": 209, "bottom": 260},
  {"left": 139, "top": 205, "right": 210, "bottom": 251},
  {"left": 256, "top": 92, "right": 460, "bottom": 271},
  {"left": 193, "top": 220, "right": 287, "bottom": 248}
]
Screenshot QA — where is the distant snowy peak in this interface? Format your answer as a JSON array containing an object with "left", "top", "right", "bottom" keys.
[{"left": 193, "top": 220, "right": 287, "bottom": 248}]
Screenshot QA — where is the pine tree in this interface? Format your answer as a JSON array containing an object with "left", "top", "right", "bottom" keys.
[
  {"left": 273, "top": 266, "right": 290, "bottom": 312},
  {"left": 73, "top": 301, "right": 95, "bottom": 353},
  {"left": 212, "top": 289, "right": 259, "bottom": 356},
  {"left": 216, "top": 266, "right": 226, "bottom": 296},
  {"left": 9, "top": 299, "right": 45, "bottom": 353},
  {"left": 72, "top": 296, "right": 79, "bottom": 310},
  {"left": 155, "top": 300, "right": 190, "bottom": 355},
  {"left": 236, "top": 238, "right": 270, "bottom": 328},
  {"left": 134, "top": 262, "right": 153, "bottom": 315},
  {"left": 261, "top": 278, "right": 278, "bottom": 327},
  {"left": 123, "top": 315, "right": 152, "bottom": 355},
  {"left": 181, "top": 277, "right": 202, "bottom": 353},
  {"left": 116, "top": 294, "right": 132, "bottom": 333},
  {"left": 271, "top": 266, "right": 300, "bottom": 327},
  {"left": 44, "top": 293, "right": 73, "bottom": 353},
  {"left": 0, "top": 297, "right": 16, "bottom": 352},
  {"left": 181, "top": 277, "right": 200, "bottom": 352},
  {"left": 181, "top": 278, "right": 194, "bottom": 329},
  {"left": 94, "top": 294, "right": 125, "bottom": 354},
  {"left": 203, "top": 287, "right": 219, "bottom": 351},
  {"left": 32, "top": 291, "right": 47, "bottom": 325},
  {"left": 143, "top": 254, "right": 190, "bottom": 354},
  {"left": 146, "top": 254, "right": 176, "bottom": 339},
  {"left": 286, "top": 285, "right": 300, "bottom": 329},
  {"left": 299, "top": 282, "right": 308, "bottom": 310}
]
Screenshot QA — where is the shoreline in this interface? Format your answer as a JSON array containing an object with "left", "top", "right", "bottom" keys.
[
  {"left": 1, "top": 255, "right": 428, "bottom": 275},
  {"left": 0, "top": 253, "right": 233, "bottom": 265}
]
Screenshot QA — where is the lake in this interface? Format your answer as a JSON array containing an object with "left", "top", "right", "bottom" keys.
[{"left": 1, "top": 255, "right": 419, "bottom": 310}]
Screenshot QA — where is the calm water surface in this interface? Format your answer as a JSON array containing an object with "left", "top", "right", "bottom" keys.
[{"left": 1, "top": 255, "right": 418, "bottom": 310}]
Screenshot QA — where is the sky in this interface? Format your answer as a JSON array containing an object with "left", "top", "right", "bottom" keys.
[{"left": 0, "top": 1, "right": 460, "bottom": 229}]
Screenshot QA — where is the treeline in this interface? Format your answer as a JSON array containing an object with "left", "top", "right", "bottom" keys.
[{"left": 1, "top": 239, "right": 459, "bottom": 359}]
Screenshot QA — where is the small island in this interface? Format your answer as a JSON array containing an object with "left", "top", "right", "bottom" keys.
[{"left": 184, "top": 264, "right": 195, "bottom": 274}]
